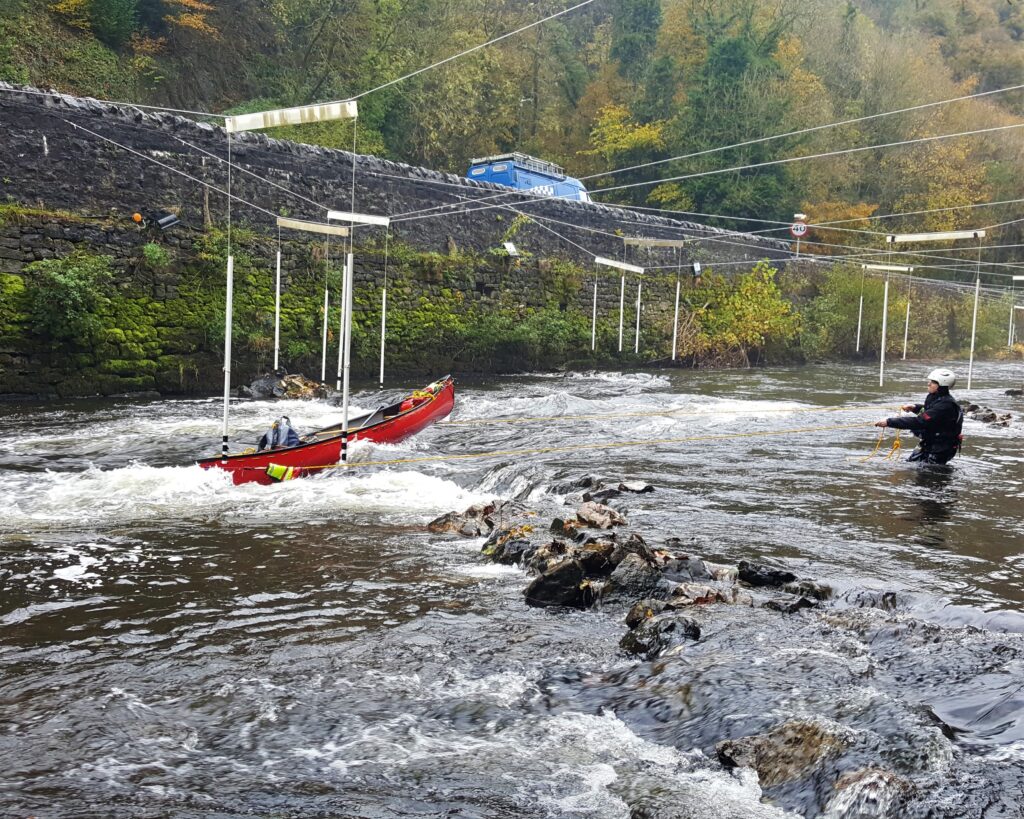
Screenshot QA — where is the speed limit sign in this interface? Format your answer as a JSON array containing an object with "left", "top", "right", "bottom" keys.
[{"left": 790, "top": 221, "right": 808, "bottom": 238}]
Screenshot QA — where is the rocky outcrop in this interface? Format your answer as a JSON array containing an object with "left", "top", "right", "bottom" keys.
[
  {"left": 961, "top": 402, "right": 1013, "bottom": 426},
  {"left": 243, "top": 372, "right": 330, "bottom": 400}
]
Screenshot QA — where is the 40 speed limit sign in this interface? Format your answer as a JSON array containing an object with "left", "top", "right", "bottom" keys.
[{"left": 790, "top": 221, "right": 808, "bottom": 238}]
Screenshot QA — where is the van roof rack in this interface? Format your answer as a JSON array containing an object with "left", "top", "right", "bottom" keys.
[{"left": 469, "top": 152, "right": 566, "bottom": 179}]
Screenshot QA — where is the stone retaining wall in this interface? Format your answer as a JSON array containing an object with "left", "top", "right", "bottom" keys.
[{"left": 0, "top": 84, "right": 792, "bottom": 398}]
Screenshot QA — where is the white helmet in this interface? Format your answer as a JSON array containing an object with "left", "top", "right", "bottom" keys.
[{"left": 927, "top": 368, "right": 956, "bottom": 387}]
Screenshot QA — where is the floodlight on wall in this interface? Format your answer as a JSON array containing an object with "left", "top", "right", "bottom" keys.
[
  {"left": 861, "top": 264, "right": 914, "bottom": 272},
  {"left": 225, "top": 100, "right": 358, "bottom": 133},
  {"left": 132, "top": 210, "right": 180, "bottom": 230},
  {"left": 886, "top": 230, "right": 985, "bottom": 243},
  {"left": 594, "top": 256, "right": 644, "bottom": 274},
  {"left": 503, "top": 242, "right": 520, "bottom": 257},
  {"left": 326, "top": 210, "right": 390, "bottom": 226}
]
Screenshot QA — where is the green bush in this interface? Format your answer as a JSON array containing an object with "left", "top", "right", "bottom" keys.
[
  {"left": 89, "top": 0, "right": 137, "bottom": 49},
  {"left": 23, "top": 251, "right": 113, "bottom": 343},
  {"left": 141, "top": 241, "right": 171, "bottom": 272}
]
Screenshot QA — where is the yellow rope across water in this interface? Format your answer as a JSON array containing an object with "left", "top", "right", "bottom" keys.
[
  {"left": 443, "top": 402, "right": 895, "bottom": 429},
  {"left": 293, "top": 420, "right": 876, "bottom": 473}
]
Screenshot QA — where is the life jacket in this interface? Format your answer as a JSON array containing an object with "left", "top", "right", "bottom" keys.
[{"left": 919, "top": 393, "right": 962, "bottom": 456}]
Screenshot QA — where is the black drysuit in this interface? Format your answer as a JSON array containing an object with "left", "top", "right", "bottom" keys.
[{"left": 885, "top": 390, "right": 963, "bottom": 465}]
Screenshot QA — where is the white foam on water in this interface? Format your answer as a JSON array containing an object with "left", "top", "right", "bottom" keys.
[
  {"left": 2, "top": 458, "right": 490, "bottom": 533},
  {"left": 52, "top": 554, "right": 101, "bottom": 582},
  {"left": 453, "top": 562, "right": 525, "bottom": 579}
]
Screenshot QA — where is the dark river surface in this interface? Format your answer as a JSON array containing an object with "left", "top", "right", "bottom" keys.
[{"left": 1, "top": 361, "right": 1022, "bottom": 818}]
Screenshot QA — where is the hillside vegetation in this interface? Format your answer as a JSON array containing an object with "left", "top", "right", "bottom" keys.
[{"left": 2, "top": 1, "right": 1022, "bottom": 239}]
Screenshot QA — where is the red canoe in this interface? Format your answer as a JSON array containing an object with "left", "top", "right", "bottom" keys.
[{"left": 198, "top": 376, "right": 454, "bottom": 485}]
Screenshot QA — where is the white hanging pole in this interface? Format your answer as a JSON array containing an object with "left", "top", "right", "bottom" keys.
[
  {"left": 618, "top": 274, "right": 625, "bottom": 352},
  {"left": 968, "top": 275, "right": 980, "bottom": 390},
  {"left": 336, "top": 256, "right": 346, "bottom": 391},
  {"left": 1009, "top": 291, "right": 1016, "bottom": 349},
  {"left": 341, "top": 120, "right": 358, "bottom": 465},
  {"left": 320, "top": 288, "right": 329, "bottom": 382},
  {"left": 340, "top": 252, "right": 354, "bottom": 464},
  {"left": 855, "top": 268, "right": 865, "bottom": 354},
  {"left": 379, "top": 233, "right": 389, "bottom": 388},
  {"left": 220, "top": 130, "right": 234, "bottom": 460},
  {"left": 672, "top": 278, "right": 681, "bottom": 361},
  {"left": 221, "top": 255, "right": 234, "bottom": 459},
  {"left": 879, "top": 277, "right": 889, "bottom": 387},
  {"left": 855, "top": 294, "right": 864, "bottom": 353},
  {"left": 591, "top": 278, "right": 597, "bottom": 351},
  {"left": 672, "top": 248, "right": 681, "bottom": 361},
  {"left": 378, "top": 286, "right": 387, "bottom": 388},
  {"left": 634, "top": 279, "right": 642, "bottom": 354},
  {"left": 902, "top": 301, "right": 910, "bottom": 360},
  {"left": 273, "top": 236, "right": 282, "bottom": 372}
]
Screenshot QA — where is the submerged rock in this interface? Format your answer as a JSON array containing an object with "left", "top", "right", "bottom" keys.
[
  {"left": 624, "top": 598, "right": 671, "bottom": 629},
  {"left": 738, "top": 560, "right": 797, "bottom": 587},
  {"left": 618, "top": 481, "right": 654, "bottom": 493},
  {"left": 716, "top": 720, "right": 849, "bottom": 788},
  {"left": 822, "top": 768, "right": 914, "bottom": 818},
  {"left": 620, "top": 612, "right": 700, "bottom": 660},
  {"left": 582, "top": 487, "right": 622, "bottom": 503}
]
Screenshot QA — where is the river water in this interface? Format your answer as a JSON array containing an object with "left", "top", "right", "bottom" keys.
[{"left": 1, "top": 361, "right": 1022, "bottom": 818}]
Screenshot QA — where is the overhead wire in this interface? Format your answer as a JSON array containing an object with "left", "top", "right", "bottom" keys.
[{"left": 60, "top": 118, "right": 279, "bottom": 220}]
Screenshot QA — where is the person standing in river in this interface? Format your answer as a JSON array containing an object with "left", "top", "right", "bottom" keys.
[{"left": 874, "top": 368, "right": 964, "bottom": 464}]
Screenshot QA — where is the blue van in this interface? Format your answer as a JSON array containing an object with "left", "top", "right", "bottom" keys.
[{"left": 466, "top": 152, "right": 590, "bottom": 202}]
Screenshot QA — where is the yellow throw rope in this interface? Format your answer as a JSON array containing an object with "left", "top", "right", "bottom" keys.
[{"left": 288, "top": 420, "right": 874, "bottom": 473}]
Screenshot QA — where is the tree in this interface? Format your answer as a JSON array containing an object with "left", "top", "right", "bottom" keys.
[{"left": 609, "top": 0, "right": 661, "bottom": 85}]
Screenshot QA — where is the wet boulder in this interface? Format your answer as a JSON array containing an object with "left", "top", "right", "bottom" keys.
[
  {"left": 762, "top": 595, "right": 818, "bottom": 614},
  {"left": 618, "top": 481, "right": 654, "bottom": 493},
  {"left": 576, "top": 501, "right": 626, "bottom": 529},
  {"left": 624, "top": 598, "right": 671, "bottom": 629},
  {"left": 481, "top": 523, "right": 538, "bottom": 562},
  {"left": 577, "top": 540, "right": 616, "bottom": 577},
  {"left": 965, "top": 403, "right": 1013, "bottom": 425},
  {"left": 246, "top": 371, "right": 330, "bottom": 401},
  {"left": 783, "top": 580, "right": 834, "bottom": 601},
  {"left": 670, "top": 583, "right": 733, "bottom": 607},
  {"left": 716, "top": 720, "right": 850, "bottom": 788},
  {"left": 1006, "top": 388, "right": 1023, "bottom": 397},
  {"left": 526, "top": 539, "right": 572, "bottom": 574},
  {"left": 738, "top": 560, "right": 797, "bottom": 588},
  {"left": 524, "top": 558, "right": 595, "bottom": 609},
  {"left": 582, "top": 487, "right": 623, "bottom": 503},
  {"left": 549, "top": 517, "right": 586, "bottom": 538},
  {"left": 549, "top": 475, "right": 600, "bottom": 494},
  {"left": 609, "top": 532, "right": 658, "bottom": 567},
  {"left": 823, "top": 768, "right": 914, "bottom": 818},
  {"left": 662, "top": 556, "right": 714, "bottom": 583},
  {"left": 620, "top": 612, "right": 701, "bottom": 660},
  {"left": 429, "top": 501, "right": 500, "bottom": 537},
  {"left": 602, "top": 553, "right": 670, "bottom": 605}
]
